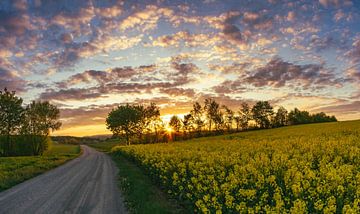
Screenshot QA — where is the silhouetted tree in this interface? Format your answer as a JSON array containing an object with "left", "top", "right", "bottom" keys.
[
  {"left": 169, "top": 115, "right": 182, "bottom": 140},
  {"left": 234, "top": 116, "right": 241, "bottom": 131},
  {"left": 239, "top": 102, "right": 252, "bottom": 130},
  {"left": 191, "top": 102, "right": 204, "bottom": 135},
  {"left": 204, "top": 98, "right": 220, "bottom": 131},
  {"left": 182, "top": 114, "right": 193, "bottom": 138},
  {"left": 222, "top": 105, "right": 234, "bottom": 132},
  {"left": 142, "top": 103, "right": 161, "bottom": 142},
  {"left": 252, "top": 101, "right": 274, "bottom": 129}
]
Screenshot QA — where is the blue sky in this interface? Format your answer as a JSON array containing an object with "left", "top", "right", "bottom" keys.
[{"left": 1, "top": 0, "right": 360, "bottom": 136}]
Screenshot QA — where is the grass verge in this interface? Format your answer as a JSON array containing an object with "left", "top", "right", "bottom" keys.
[
  {"left": 111, "top": 153, "right": 187, "bottom": 214},
  {"left": 89, "top": 141, "right": 187, "bottom": 214},
  {"left": 0, "top": 144, "right": 80, "bottom": 192}
]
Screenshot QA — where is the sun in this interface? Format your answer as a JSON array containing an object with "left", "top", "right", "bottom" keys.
[{"left": 165, "top": 126, "right": 173, "bottom": 134}]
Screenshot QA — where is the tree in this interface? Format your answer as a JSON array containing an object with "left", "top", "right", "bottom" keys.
[
  {"left": 141, "top": 103, "right": 161, "bottom": 142},
  {"left": 273, "top": 106, "right": 288, "bottom": 127},
  {"left": 190, "top": 102, "right": 204, "bottom": 135},
  {"left": 234, "top": 116, "right": 241, "bottom": 131},
  {"left": 0, "top": 88, "right": 25, "bottom": 156},
  {"left": 182, "top": 113, "right": 193, "bottom": 138},
  {"left": 222, "top": 105, "right": 234, "bottom": 132},
  {"left": 106, "top": 104, "right": 143, "bottom": 145},
  {"left": 213, "top": 110, "right": 225, "bottom": 132},
  {"left": 251, "top": 101, "right": 274, "bottom": 129},
  {"left": 22, "top": 101, "right": 62, "bottom": 155},
  {"left": 288, "top": 108, "right": 311, "bottom": 125},
  {"left": 204, "top": 98, "right": 220, "bottom": 131},
  {"left": 239, "top": 102, "right": 252, "bottom": 130},
  {"left": 169, "top": 115, "right": 182, "bottom": 141}
]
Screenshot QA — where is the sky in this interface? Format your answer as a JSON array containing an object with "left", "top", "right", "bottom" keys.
[{"left": 1, "top": 0, "right": 360, "bottom": 136}]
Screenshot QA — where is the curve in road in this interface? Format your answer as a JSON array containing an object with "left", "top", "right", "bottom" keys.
[{"left": 0, "top": 145, "right": 127, "bottom": 214}]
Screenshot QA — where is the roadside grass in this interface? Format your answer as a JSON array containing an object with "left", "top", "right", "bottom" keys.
[
  {"left": 0, "top": 144, "right": 80, "bottom": 192},
  {"left": 89, "top": 141, "right": 187, "bottom": 214},
  {"left": 111, "top": 153, "right": 188, "bottom": 214},
  {"left": 88, "top": 139, "right": 124, "bottom": 152}
]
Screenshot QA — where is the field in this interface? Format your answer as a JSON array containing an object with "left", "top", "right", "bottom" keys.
[
  {"left": 0, "top": 144, "right": 80, "bottom": 191},
  {"left": 112, "top": 120, "right": 360, "bottom": 213}
]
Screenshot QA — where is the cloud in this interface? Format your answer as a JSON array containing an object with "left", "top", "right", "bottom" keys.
[
  {"left": 244, "top": 57, "right": 341, "bottom": 88},
  {"left": 0, "top": 68, "right": 26, "bottom": 92},
  {"left": 151, "top": 31, "right": 219, "bottom": 48},
  {"left": 119, "top": 5, "right": 173, "bottom": 32},
  {"left": 160, "top": 88, "right": 196, "bottom": 97},
  {"left": 40, "top": 88, "right": 105, "bottom": 101},
  {"left": 40, "top": 60, "right": 198, "bottom": 102},
  {"left": 312, "top": 101, "right": 360, "bottom": 114},
  {"left": 345, "top": 37, "right": 360, "bottom": 64},
  {"left": 318, "top": 0, "right": 353, "bottom": 8}
]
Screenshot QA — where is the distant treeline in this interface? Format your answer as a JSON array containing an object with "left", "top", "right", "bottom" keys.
[
  {"left": 106, "top": 99, "right": 337, "bottom": 145},
  {"left": 51, "top": 136, "right": 102, "bottom": 144},
  {"left": 0, "top": 89, "right": 61, "bottom": 157}
]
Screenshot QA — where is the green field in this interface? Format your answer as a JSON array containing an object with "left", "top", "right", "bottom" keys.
[
  {"left": 0, "top": 144, "right": 80, "bottom": 191},
  {"left": 112, "top": 120, "right": 360, "bottom": 213}
]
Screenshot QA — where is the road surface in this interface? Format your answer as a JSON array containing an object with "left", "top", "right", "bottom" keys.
[{"left": 0, "top": 145, "right": 127, "bottom": 214}]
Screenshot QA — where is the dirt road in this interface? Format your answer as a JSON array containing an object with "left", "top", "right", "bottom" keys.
[{"left": 0, "top": 145, "right": 127, "bottom": 214}]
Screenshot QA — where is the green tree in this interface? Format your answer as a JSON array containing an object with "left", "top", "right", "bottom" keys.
[
  {"left": 106, "top": 104, "right": 143, "bottom": 145},
  {"left": 0, "top": 88, "right": 25, "bottom": 156},
  {"left": 22, "top": 101, "right": 62, "bottom": 155},
  {"left": 251, "top": 101, "right": 274, "bottom": 129},
  {"left": 288, "top": 108, "right": 311, "bottom": 125},
  {"left": 273, "top": 106, "right": 288, "bottom": 127}
]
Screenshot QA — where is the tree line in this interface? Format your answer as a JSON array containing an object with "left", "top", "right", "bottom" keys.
[
  {"left": 106, "top": 99, "right": 337, "bottom": 145},
  {"left": 0, "top": 89, "right": 61, "bottom": 156}
]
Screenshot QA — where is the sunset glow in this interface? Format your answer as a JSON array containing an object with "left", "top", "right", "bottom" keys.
[{"left": 1, "top": 0, "right": 360, "bottom": 136}]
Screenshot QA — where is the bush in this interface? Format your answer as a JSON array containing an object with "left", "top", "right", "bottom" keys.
[{"left": 0, "top": 135, "right": 51, "bottom": 157}]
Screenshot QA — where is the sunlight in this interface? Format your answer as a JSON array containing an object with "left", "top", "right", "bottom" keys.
[{"left": 165, "top": 126, "right": 173, "bottom": 134}]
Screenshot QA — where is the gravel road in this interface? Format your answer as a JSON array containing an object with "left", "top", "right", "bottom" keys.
[{"left": 0, "top": 145, "right": 127, "bottom": 214}]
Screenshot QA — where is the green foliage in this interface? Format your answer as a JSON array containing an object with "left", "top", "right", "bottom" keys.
[
  {"left": 0, "top": 89, "right": 62, "bottom": 157},
  {"left": 0, "top": 144, "right": 80, "bottom": 191},
  {"left": 273, "top": 106, "right": 288, "bottom": 127},
  {"left": 0, "top": 88, "right": 25, "bottom": 156},
  {"left": 112, "top": 120, "right": 360, "bottom": 213},
  {"left": 288, "top": 108, "right": 337, "bottom": 125},
  {"left": 0, "top": 135, "right": 52, "bottom": 156},
  {"left": 22, "top": 101, "right": 62, "bottom": 136},
  {"left": 106, "top": 104, "right": 144, "bottom": 145},
  {"left": 110, "top": 153, "right": 187, "bottom": 213}
]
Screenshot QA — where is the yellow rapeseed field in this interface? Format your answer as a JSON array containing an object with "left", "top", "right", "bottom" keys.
[{"left": 112, "top": 120, "right": 360, "bottom": 213}]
